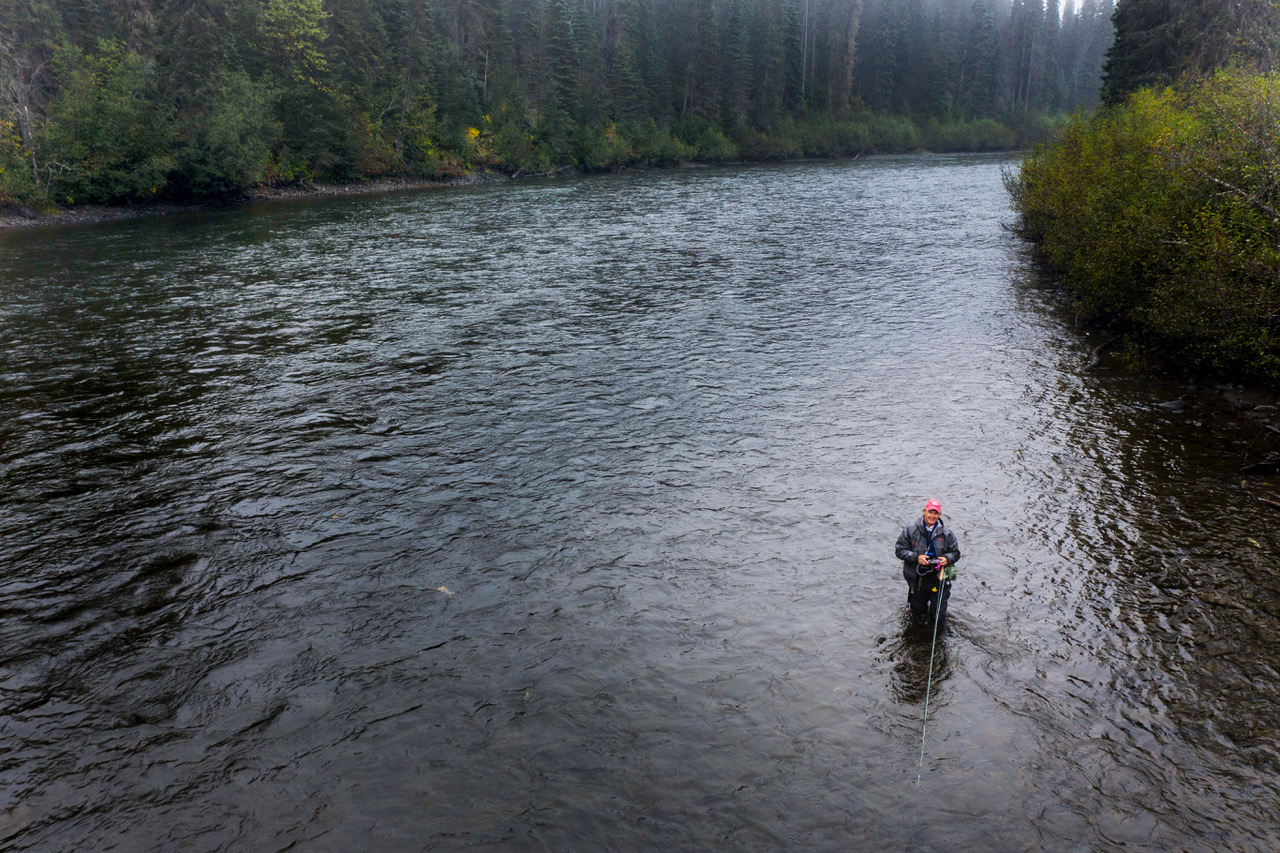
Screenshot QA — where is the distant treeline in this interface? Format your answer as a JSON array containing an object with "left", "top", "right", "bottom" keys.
[
  {"left": 1010, "top": 0, "right": 1280, "bottom": 385},
  {"left": 0, "top": 0, "right": 1112, "bottom": 206}
]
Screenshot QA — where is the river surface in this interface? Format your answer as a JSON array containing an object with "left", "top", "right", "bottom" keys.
[{"left": 2, "top": 155, "right": 1278, "bottom": 851}]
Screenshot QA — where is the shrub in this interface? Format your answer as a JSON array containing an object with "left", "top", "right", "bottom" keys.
[
  {"left": 273, "top": 80, "right": 361, "bottom": 183},
  {"left": 627, "top": 119, "right": 696, "bottom": 165},
  {"left": 736, "top": 125, "right": 802, "bottom": 160},
  {"left": 0, "top": 119, "right": 35, "bottom": 205},
  {"left": 867, "top": 115, "right": 922, "bottom": 151},
  {"left": 573, "top": 122, "right": 633, "bottom": 170},
  {"left": 41, "top": 41, "right": 177, "bottom": 203},
  {"left": 492, "top": 118, "right": 552, "bottom": 174},
  {"left": 174, "top": 71, "right": 275, "bottom": 195},
  {"left": 924, "top": 117, "right": 1016, "bottom": 152},
  {"left": 1010, "top": 71, "right": 1280, "bottom": 384},
  {"left": 674, "top": 118, "right": 737, "bottom": 162}
]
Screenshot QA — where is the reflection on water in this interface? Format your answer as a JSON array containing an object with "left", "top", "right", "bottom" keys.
[
  {"left": 1, "top": 155, "right": 1278, "bottom": 851},
  {"left": 880, "top": 616, "right": 954, "bottom": 707}
]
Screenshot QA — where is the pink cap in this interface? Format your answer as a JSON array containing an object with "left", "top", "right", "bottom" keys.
[{"left": 923, "top": 500, "right": 942, "bottom": 513}]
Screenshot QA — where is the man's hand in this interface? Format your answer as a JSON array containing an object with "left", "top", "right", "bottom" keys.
[
  {"left": 937, "top": 557, "right": 948, "bottom": 570},
  {"left": 917, "top": 554, "right": 931, "bottom": 566}
]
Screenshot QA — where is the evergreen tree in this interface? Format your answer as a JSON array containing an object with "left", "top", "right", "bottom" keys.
[
  {"left": 781, "top": 0, "right": 803, "bottom": 111},
  {"left": 679, "top": 0, "right": 721, "bottom": 121},
  {"left": 0, "top": 0, "right": 62, "bottom": 157},
  {"left": 1102, "top": 0, "right": 1279, "bottom": 104},
  {"left": 606, "top": 0, "right": 648, "bottom": 121},
  {"left": 41, "top": 40, "right": 176, "bottom": 202},
  {"left": 954, "top": 0, "right": 998, "bottom": 115},
  {"left": 1042, "top": 0, "right": 1061, "bottom": 109},
  {"left": 1071, "top": 0, "right": 1112, "bottom": 107},
  {"left": 545, "top": 0, "right": 581, "bottom": 116},
  {"left": 918, "top": 5, "right": 947, "bottom": 115},
  {"left": 748, "top": 0, "right": 786, "bottom": 126},
  {"left": 721, "top": 0, "right": 751, "bottom": 128},
  {"left": 1099, "top": 0, "right": 1180, "bottom": 103},
  {"left": 830, "top": 0, "right": 862, "bottom": 116}
]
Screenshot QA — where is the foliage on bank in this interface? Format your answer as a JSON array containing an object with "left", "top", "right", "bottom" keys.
[
  {"left": 1009, "top": 69, "right": 1280, "bottom": 384},
  {"left": 0, "top": 0, "right": 1104, "bottom": 209},
  {"left": 0, "top": 49, "right": 1053, "bottom": 209}
]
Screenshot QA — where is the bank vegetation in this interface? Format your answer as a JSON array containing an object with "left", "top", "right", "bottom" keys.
[
  {"left": 1, "top": 0, "right": 1111, "bottom": 210},
  {"left": 1008, "top": 0, "right": 1280, "bottom": 385}
]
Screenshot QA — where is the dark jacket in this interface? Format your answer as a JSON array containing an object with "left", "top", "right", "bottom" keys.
[{"left": 896, "top": 519, "right": 961, "bottom": 586}]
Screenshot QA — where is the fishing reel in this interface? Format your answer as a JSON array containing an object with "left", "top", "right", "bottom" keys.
[{"left": 928, "top": 559, "right": 957, "bottom": 581}]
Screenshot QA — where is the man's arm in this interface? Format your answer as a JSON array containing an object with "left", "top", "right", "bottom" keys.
[{"left": 894, "top": 527, "right": 916, "bottom": 563}]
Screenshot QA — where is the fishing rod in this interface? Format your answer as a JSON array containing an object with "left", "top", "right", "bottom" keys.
[{"left": 916, "top": 561, "right": 949, "bottom": 786}]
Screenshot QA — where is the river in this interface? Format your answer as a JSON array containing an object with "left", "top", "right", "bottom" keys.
[{"left": 1, "top": 154, "right": 1278, "bottom": 851}]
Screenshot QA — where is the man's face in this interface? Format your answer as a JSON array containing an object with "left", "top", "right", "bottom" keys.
[{"left": 923, "top": 508, "right": 940, "bottom": 525}]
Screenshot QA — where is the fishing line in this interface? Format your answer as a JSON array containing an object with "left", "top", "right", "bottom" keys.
[{"left": 916, "top": 572, "right": 947, "bottom": 786}]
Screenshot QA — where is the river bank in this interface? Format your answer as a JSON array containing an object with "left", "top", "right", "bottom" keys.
[
  {"left": 0, "top": 159, "right": 854, "bottom": 232},
  {"left": 1066, "top": 319, "right": 1280, "bottom": 458},
  {"left": 0, "top": 173, "right": 513, "bottom": 231},
  {"left": 1084, "top": 330, "right": 1280, "bottom": 453},
  {"left": 0, "top": 146, "right": 1021, "bottom": 233}
]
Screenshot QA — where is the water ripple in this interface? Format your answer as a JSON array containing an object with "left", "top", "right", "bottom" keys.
[{"left": 1, "top": 155, "right": 1277, "bottom": 851}]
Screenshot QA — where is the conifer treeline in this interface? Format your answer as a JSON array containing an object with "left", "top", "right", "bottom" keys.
[{"left": 0, "top": 0, "right": 1113, "bottom": 205}]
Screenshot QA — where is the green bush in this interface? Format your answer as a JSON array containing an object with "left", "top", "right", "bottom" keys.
[
  {"left": 669, "top": 118, "right": 734, "bottom": 162},
  {"left": 1010, "top": 71, "right": 1280, "bottom": 384},
  {"left": 41, "top": 41, "right": 177, "bottom": 203},
  {"left": 0, "top": 119, "right": 35, "bottom": 205},
  {"left": 353, "top": 109, "right": 405, "bottom": 178},
  {"left": 492, "top": 117, "right": 552, "bottom": 174},
  {"left": 573, "top": 122, "right": 633, "bottom": 170},
  {"left": 737, "top": 124, "right": 804, "bottom": 160},
  {"left": 796, "top": 119, "right": 839, "bottom": 156},
  {"left": 627, "top": 119, "right": 696, "bottom": 165},
  {"left": 830, "top": 120, "right": 872, "bottom": 153},
  {"left": 1006, "top": 110, "right": 1068, "bottom": 148},
  {"left": 174, "top": 71, "right": 275, "bottom": 195},
  {"left": 868, "top": 115, "right": 923, "bottom": 151},
  {"left": 924, "top": 117, "right": 1017, "bottom": 151},
  {"left": 273, "top": 80, "right": 361, "bottom": 183}
]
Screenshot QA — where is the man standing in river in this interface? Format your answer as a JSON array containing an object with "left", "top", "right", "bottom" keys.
[{"left": 896, "top": 500, "right": 961, "bottom": 625}]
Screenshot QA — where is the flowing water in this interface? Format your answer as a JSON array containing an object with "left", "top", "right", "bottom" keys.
[{"left": 1, "top": 155, "right": 1278, "bottom": 851}]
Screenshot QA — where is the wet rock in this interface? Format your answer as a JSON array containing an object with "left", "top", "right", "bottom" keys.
[
  {"left": 1206, "top": 641, "right": 1234, "bottom": 657},
  {"left": 4, "top": 204, "right": 38, "bottom": 220},
  {"left": 1157, "top": 400, "right": 1187, "bottom": 412},
  {"left": 1221, "top": 388, "right": 1277, "bottom": 412}
]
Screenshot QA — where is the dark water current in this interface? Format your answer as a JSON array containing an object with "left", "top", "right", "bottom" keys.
[{"left": 2, "top": 155, "right": 1279, "bottom": 851}]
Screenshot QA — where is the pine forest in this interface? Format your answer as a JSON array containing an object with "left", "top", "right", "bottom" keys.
[{"left": 1, "top": 0, "right": 1114, "bottom": 206}]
